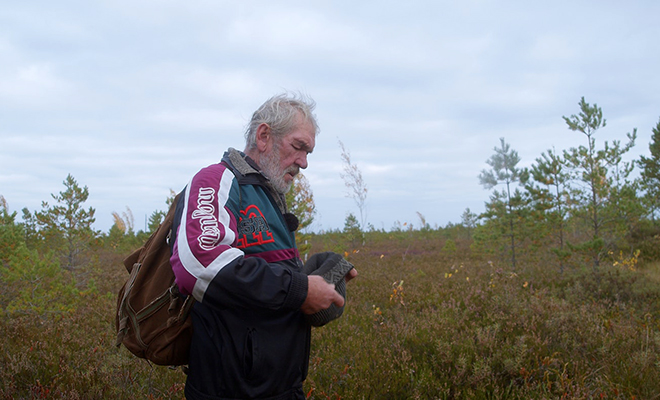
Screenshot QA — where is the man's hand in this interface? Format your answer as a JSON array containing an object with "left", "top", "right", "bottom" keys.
[
  {"left": 345, "top": 268, "right": 358, "bottom": 283},
  {"left": 301, "top": 275, "right": 345, "bottom": 315}
]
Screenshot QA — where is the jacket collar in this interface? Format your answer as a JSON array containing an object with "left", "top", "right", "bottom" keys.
[{"left": 224, "top": 147, "right": 261, "bottom": 177}]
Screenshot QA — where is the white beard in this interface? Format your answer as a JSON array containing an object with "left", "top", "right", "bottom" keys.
[{"left": 260, "top": 143, "right": 299, "bottom": 194}]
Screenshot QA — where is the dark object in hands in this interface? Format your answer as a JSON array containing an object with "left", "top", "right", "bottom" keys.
[{"left": 302, "top": 252, "right": 355, "bottom": 327}]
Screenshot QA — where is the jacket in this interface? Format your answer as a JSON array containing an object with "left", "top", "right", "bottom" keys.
[{"left": 170, "top": 148, "right": 310, "bottom": 400}]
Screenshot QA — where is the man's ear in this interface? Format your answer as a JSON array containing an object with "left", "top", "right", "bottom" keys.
[{"left": 255, "top": 123, "right": 271, "bottom": 152}]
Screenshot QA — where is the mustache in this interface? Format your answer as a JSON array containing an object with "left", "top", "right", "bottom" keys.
[{"left": 286, "top": 166, "right": 300, "bottom": 177}]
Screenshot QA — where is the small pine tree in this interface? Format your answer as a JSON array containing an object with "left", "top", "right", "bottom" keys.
[
  {"left": 343, "top": 213, "right": 362, "bottom": 248},
  {"left": 562, "top": 97, "right": 637, "bottom": 268},
  {"left": 460, "top": 208, "right": 478, "bottom": 240},
  {"left": 33, "top": 174, "right": 98, "bottom": 271},
  {"left": 479, "top": 138, "right": 529, "bottom": 270},
  {"left": 639, "top": 118, "right": 660, "bottom": 223},
  {"left": 0, "top": 196, "right": 24, "bottom": 264},
  {"left": 526, "top": 148, "right": 571, "bottom": 272},
  {"left": 441, "top": 238, "right": 457, "bottom": 256},
  {"left": 146, "top": 189, "right": 177, "bottom": 234}
]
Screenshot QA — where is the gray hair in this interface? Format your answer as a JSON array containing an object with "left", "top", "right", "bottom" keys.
[{"left": 245, "top": 92, "right": 319, "bottom": 150}]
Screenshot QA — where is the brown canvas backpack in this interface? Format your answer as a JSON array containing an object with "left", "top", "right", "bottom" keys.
[{"left": 115, "top": 192, "right": 194, "bottom": 366}]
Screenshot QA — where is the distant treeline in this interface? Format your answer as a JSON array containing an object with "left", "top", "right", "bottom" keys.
[{"left": 2, "top": 97, "right": 660, "bottom": 274}]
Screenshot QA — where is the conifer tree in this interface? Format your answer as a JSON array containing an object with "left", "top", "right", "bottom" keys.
[
  {"left": 460, "top": 208, "right": 478, "bottom": 240},
  {"left": 147, "top": 210, "right": 166, "bottom": 234},
  {"left": 562, "top": 97, "right": 607, "bottom": 267},
  {"left": 20, "top": 207, "right": 38, "bottom": 248},
  {"left": 639, "top": 118, "right": 660, "bottom": 223},
  {"left": 526, "top": 148, "right": 571, "bottom": 271},
  {"left": 479, "top": 137, "right": 529, "bottom": 269},
  {"left": 146, "top": 189, "right": 177, "bottom": 234},
  {"left": 33, "top": 174, "right": 98, "bottom": 270},
  {"left": 0, "top": 196, "right": 23, "bottom": 264},
  {"left": 602, "top": 128, "right": 640, "bottom": 248},
  {"left": 562, "top": 97, "right": 636, "bottom": 268}
]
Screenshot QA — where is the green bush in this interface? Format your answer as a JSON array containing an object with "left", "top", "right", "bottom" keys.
[{"left": 0, "top": 244, "right": 85, "bottom": 318}]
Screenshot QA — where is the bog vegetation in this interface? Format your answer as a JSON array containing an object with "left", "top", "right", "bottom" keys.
[{"left": 2, "top": 98, "right": 660, "bottom": 399}]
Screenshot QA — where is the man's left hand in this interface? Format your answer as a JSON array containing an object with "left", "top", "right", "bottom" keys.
[{"left": 345, "top": 268, "right": 358, "bottom": 283}]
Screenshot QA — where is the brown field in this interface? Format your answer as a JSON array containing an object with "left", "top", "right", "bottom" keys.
[{"left": 1, "top": 230, "right": 659, "bottom": 399}]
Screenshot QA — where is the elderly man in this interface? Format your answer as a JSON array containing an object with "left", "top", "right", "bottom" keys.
[{"left": 170, "top": 93, "right": 357, "bottom": 399}]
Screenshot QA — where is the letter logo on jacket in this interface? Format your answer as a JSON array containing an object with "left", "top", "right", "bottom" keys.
[{"left": 237, "top": 204, "right": 275, "bottom": 248}]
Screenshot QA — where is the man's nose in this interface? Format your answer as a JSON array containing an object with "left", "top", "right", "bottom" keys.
[{"left": 296, "top": 153, "right": 308, "bottom": 169}]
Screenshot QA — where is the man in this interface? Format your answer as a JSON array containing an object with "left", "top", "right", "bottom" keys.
[{"left": 170, "top": 93, "right": 357, "bottom": 399}]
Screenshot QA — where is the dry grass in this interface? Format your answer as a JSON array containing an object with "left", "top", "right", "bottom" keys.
[{"left": 1, "top": 230, "right": 659, "bottom": 399}]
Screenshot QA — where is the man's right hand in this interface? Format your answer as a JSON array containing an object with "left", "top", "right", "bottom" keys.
[{"left": 301, "top": 275, "right": 345, "bottom": 314}]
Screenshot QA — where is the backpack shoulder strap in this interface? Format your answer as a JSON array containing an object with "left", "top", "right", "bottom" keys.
[{"left": 168, "top": 188, "right": 186, "bottom": 255}]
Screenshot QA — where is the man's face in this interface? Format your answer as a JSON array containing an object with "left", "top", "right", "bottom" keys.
[{"left": 260, "top": 118, "right": 315, "bottom": 194}]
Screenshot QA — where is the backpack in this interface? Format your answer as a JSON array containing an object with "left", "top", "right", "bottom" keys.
[{"left": 115, "top": 192, "right": 194, "bottom": 366}]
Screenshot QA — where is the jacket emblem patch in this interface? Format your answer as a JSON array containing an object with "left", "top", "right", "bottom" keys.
[{"left": 237, "top": 204, "right": 275, "bottom": 248}]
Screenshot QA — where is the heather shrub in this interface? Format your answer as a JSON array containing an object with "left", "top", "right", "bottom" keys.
[
  {"left": 0, "top": 228, "right": 658, "bottom": 399},
  {"left": 303, "top": 231, "right": 660, "bottom": 399},
  {"left": 0, "top": 249, "right": 187, "bottom": 399}
]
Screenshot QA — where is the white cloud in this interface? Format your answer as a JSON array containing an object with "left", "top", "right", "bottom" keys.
[
  {"left": 145, "top": 108, "right": 244, "bottom": 131},
  {"left": 0, "top": 62, "right": 76, "bottom": 107},
  {"left": 1, "top": 0, "right": 659, "bottom": 233}
]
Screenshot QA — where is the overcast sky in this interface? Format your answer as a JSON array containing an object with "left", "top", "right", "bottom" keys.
[{"left": 1, "top": 1, "right": 659, "bottom": 233}]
